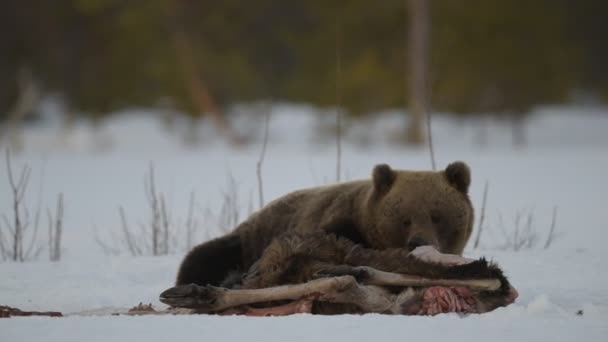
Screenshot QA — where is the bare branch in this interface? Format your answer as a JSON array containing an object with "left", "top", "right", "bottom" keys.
[
  {"left": 257, "top": 109, "right": 270, "bottom": 209},
  {"left": 144, "top": 163, "right": 161, "bottom": 255},
  {"left": 199, "top": 204, "right": 215, "bottom": 242},
  {"left": 185, "top": 192, "right": 196, "bottom": 250},
  {"left": 473, "top": 181, "right": 489, "bottom": 249},
  {"left": 14, "top": 169, "right": 28, "bottom": 206},
  {"left": 56, "top": 193, "right": 64, "bottom": 261},
  {"left": 335, "top": 18, "right": 343, "bottom": 182},
  {"left": 493, "top": 208, "right": 543, "bottom": 251},
  {"left": 32, "top": 162, "right": 46, "bottom": 241},
  {"left": 6, "top": 149, "right": 17, "bottom": 192},
  {"left": 544, "top": 206, "right": 558, "bottom": 249},
  {"left": 0, "top": 223, "right": 9, "bottom": 261},
  {"left": 47, "top": 208, "right": 53, "bottom": 260},
  {"left": 247, "top": 190, "right": 254, "bottom": 217},
  {"left": 23, "top": 206, "right": 41, "bottom": 260},
  {"left": 16, "top": 165, "right": 31, "bottom": 203},
  {"left": 23, "top": 174, "right": 44, "bottom": 261},
  {"left": 5, "top": 149, "right": 33, "bottom": 261},
  {"left": 405, "top": 0, "right": 429, "bottom": 146},
  {"left": 93, "top": 224, "right": 121, "bottom": 256},
  {"left": 513, "top": 211, "right": 522, "bottom": 251},
  {"left": 218, "top": 172, "right": 240, "bottom": 233},
  {"left": 101, "top": 165, "right": 179, "bottom": 256},
  {"left": 523, "top": 212, "right": 535, "bottom": 249},
  {"left": 31, "top": 245, "right": 43, "bottom": 260},
  {"left": 47, "top": 193, "right": 64, "bottom": 261},
  {"left": 160, "top": 194, "right": 170, "bottom": 255},
  {"left": 425, "top": 83, "right": 435, "bottom": 170},
  {"left": 2, "top": 214, "right": 14, "bottom": 236},
  {"left": 137, "top": 222, "right": 151, "bottom": 253},
  {"left": 119, "top": 206, "right": 140, "bottom": 256}
]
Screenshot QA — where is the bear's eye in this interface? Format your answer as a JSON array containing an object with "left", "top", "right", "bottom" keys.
[
  {"left": 431, "top": 214, "right": 441, "bottom": 224},
  {"left": 403, "top": 218, "right": 412, "bottom": 227}
]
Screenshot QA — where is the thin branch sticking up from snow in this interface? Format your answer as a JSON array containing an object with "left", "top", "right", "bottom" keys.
[
  {"left": 141, "top": 163, "right": 172, "bottom": 255},
  {"left": 257, "top": 109, "right": 270, "bottom": 209},
  {"left": 26, "top": 162, "right": 45, "bottom": 261},
  {"left": 119, "top": 206, "right": 140, "bottom": 256},
  {"left": 144, "top": 163, "right": 161, "bottom": 255},
  {"left": 93, "top": 223, "right": 121, "bottom": 256},
  {"left": 473, "top": 181, "right": 489, "bottom": 249},
  {"left": 335, "top": 18, "right": 343, "bottom": 182},
  {"left": 47, "top": 193, "right": 64, "bottom": 261},
  {"left": 544, "top": 206, "right": 559, "bottom": 249},
  {"left": 185, "top": 192, "right": 197, "bottom": 250},
  {"left": 219, "top": 172, "right": 240, "bottom": 234},
  {"left": 495, "top": 209, "right": 539, "bottom": 251},
  {"left": 0, "top": 221, "right": 9, "bottom": 261},
  {"left": 97, "top": 165, "right": 202, "bottom": 256},
  {"left": 424, "top": 76, "right": 436, "bottom": 170},
  {"left": 3, "top": 149, "right": 42, "bottom": 262},
  {"left": 160, "top": 195, "right": 170, "bottom": 255},
  {"left": 112, "top": 164, "right": 174, "bottom": 256}
]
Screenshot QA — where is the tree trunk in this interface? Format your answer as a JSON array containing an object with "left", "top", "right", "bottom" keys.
[
  {"left": 168, "top": 1, "right": 242, "bottom": 146},
  {"left": 406, "top": 0, "right": 430, "bottom": 145}
]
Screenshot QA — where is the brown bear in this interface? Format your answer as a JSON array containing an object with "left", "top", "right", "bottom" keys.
[{"left": 176, "top": 161, "right": 475, "bottom": 288}]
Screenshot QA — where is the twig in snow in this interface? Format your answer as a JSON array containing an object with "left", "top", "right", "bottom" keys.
[
  {"left": 424, "top": 69, "right": 435, "bottom": 170},
  {"left": 495, "top": 208, "right": 538, "bottom": 251},
  {"left": 257, "top": 109, "right": 270, "bottom": 209},
  {"left": 473, "top": 181, "right": 489, "bottom": 249},
  {"left": 544, "top": 206, "right": 559, "bottom": 249},
  {"left": 218, "top": 172, "right": 240, "bottom": 233},
  {"left": 119, "top": 206, "right": 141, "bottom": 256},
  {"left": 185, "top": 192, "right": 197, "bottom": 250},
  {"left": 93, "top": 223, "right": 121, "bottom": 256},
  {"left": 335, "top": 18, "right": 343, "bottom": 182},
  {"left": 144, "top": 163, "right": 161, "bottom": 255},
  {"left": 47, "top": 192, "right": 64, "bottom": 261},
  {"left": 2, "top": 149, "right": 42, "bottom": 262}
]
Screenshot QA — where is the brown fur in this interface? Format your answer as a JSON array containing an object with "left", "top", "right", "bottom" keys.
[
  {"left": 240, "top": 232, "right": 508, "bottom": 292},
  {"left": 176, "top": 162, "right": 474, "bottom": 288}
]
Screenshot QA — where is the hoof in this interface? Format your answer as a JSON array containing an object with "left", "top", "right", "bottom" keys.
[{"left": 160, "top": 284, "right": 221, "bottom": 310}]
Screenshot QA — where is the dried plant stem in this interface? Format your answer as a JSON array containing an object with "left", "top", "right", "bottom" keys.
[
  {"left": 473, "top": 181, "right": 489, "bottom": 249},
  {"left": 425, "top": 89, "right": 435, "bottom": 171},
  {"left": 47, "top": 193, "right": 64, "bottom": 261},
  {"left": 257, "top": 110, "right": 270, "bottom": 209},
  {"left": 98, "top": 165, "right": 196, "bottom": 256},
  {"left": 119, "top": 206, "right": 140, "bottom": 256},
  {"left": 185, "top": 192, "right": 197, "bottom": 250},
  {"left": 544, "top": 206, "right": 558, "bottom": 249},
  {"left": 4, "top": 149, "right": 38, "bottom": 261},
  {"left": 335, "top": 18, "right": 343, "bottom": 182},
  {"left": 144, "top": 163, "right": 160, "bottom": 255}
]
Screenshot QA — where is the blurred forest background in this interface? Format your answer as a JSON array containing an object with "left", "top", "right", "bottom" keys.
[{"left": 1, "top": 0, "right": 607, "bottom": 147}]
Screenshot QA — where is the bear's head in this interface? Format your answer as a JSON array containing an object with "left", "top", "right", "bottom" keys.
[{"left": 362, "top": 161, "right": 473, "bottom": 255}]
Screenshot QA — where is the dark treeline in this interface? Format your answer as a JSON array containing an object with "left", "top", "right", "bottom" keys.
[{"left": 2, "top": 0, "right": 607, "bottom": 122}]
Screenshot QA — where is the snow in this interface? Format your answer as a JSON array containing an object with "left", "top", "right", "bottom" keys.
[
  {"left": 1, "top": 104, "right": 608, "bottom": 341},
  {"left": 1, "top": 312, "right": 607, "bottom": 342}
]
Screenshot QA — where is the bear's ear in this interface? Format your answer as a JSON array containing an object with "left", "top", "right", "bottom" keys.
[
  {"left": 372, "top": 164, "right": 396, "bottom": 194},
  {"left": 444, "top": 161, "right": 471, "bottom": 194}
]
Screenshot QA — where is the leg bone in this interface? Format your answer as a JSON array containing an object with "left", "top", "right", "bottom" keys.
[{"left": 316, "top": 265, "right": 501, "bottom": 291}]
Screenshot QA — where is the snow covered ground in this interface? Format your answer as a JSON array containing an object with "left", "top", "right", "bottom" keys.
[{"left": 1, "top": 104, "right": 607, "bottom": 341}]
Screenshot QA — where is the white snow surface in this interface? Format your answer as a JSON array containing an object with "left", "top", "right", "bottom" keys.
[{"left": 1, "top": 104, "right": 608, "bottom": 341}]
